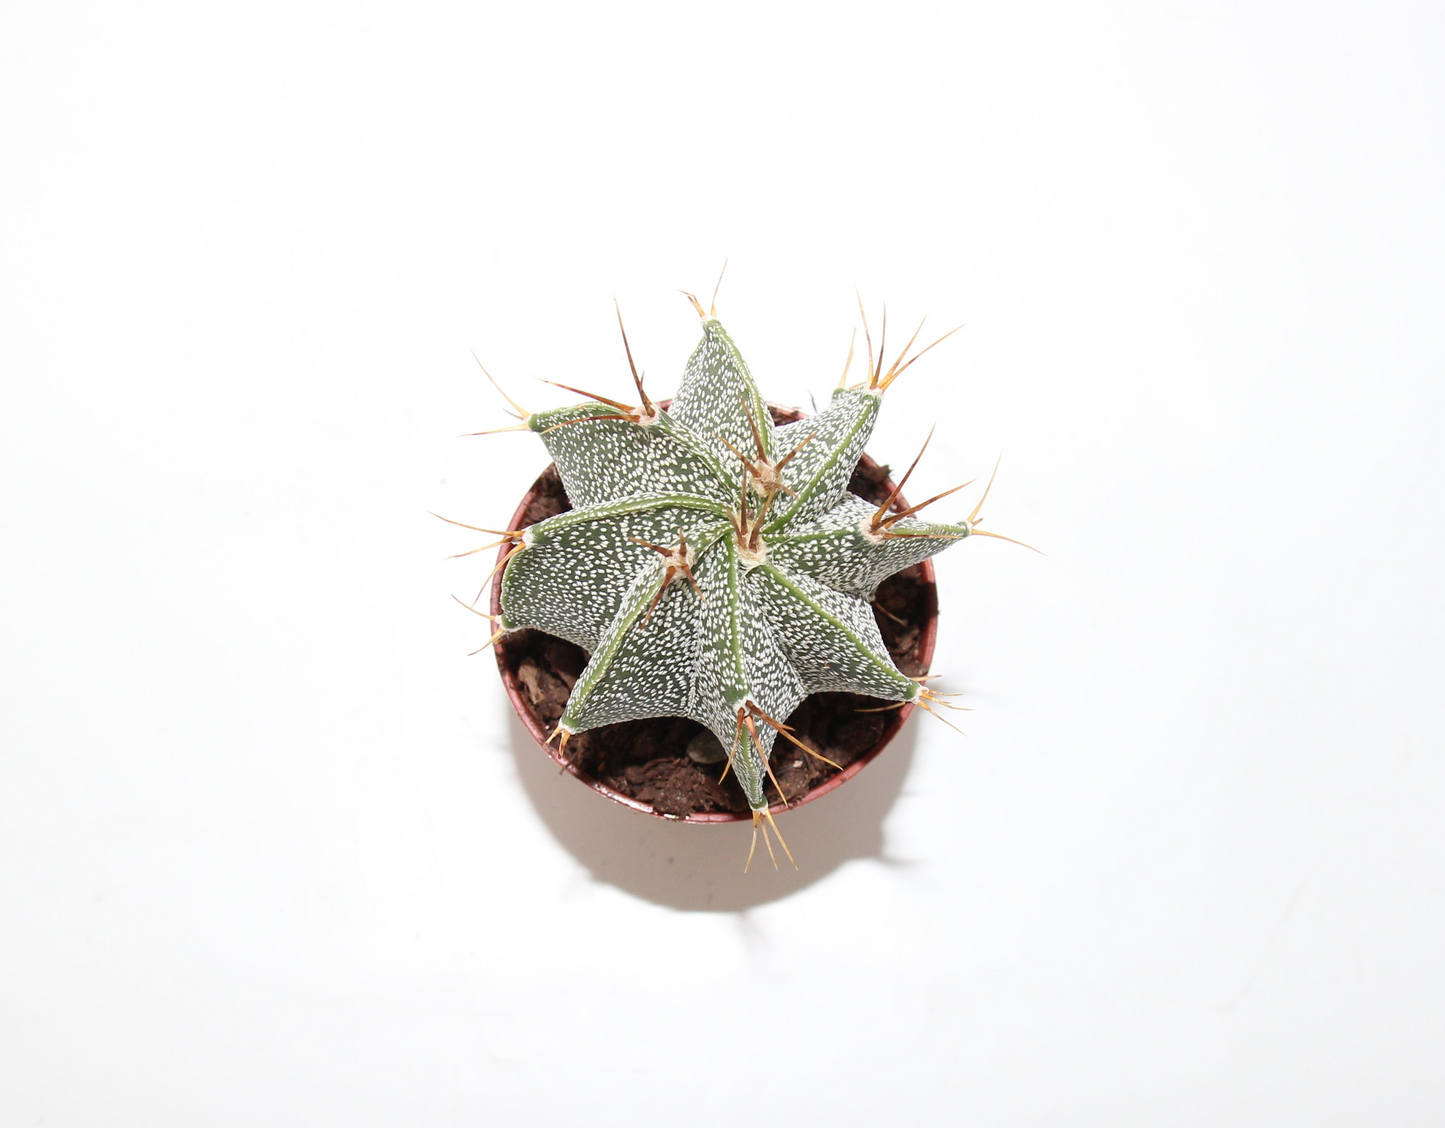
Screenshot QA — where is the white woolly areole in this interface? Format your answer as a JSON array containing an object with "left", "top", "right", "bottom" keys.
[{"left": 735, "top": 537, "right": 768, "bottom": 568}]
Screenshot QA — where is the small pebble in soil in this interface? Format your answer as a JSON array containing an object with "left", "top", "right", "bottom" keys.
[{"left": 686, "top": 730, "right": 728, "bottom": 765}]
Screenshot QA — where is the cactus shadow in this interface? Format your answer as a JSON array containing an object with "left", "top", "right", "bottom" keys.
[{"left": 506, "top": 708, "right": 919, "bottom": 911}]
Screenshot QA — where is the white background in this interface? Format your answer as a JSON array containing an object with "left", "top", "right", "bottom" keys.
[{"left": 3, "top": 1, "right": 1443, "bottom": 1124}]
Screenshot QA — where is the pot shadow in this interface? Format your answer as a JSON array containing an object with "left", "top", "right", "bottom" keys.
[{"left": 504, "top": 707, "right": 920, "bottom": 911}]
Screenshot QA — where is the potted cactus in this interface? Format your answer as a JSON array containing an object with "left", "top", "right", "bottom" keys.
[{"left": 446, "top": 289, "right": 1022, "bottom": 867}]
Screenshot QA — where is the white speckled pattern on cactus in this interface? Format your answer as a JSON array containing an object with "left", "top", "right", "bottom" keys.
[
  {"left": 768, "top": 493, "right": 970, "bottom": 600},
  {"left": 752, "top": 566, "right": 920, "bottom": 699},
  {"left": 668, "top": 319, "right": 776, "bottom": 472},
  {"left": 499, "top": 496, "right": 728, "bottom": 649},
  {"left": 530, "top": 404, "right": 733, "bottom": 509},
  {"left": 770, "top": 389, "right": 880, "bottom": 529}
]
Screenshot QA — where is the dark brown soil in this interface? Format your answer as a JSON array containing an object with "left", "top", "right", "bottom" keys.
[{"left": 494, "top": 407, "right": 937, "bottom": 818}]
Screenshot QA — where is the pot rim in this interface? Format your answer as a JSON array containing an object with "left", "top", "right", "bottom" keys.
[{"left": 489, "top": 403, "right": 939, "bottom": 823}]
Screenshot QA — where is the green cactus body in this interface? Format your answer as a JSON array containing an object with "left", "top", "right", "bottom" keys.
[{"left": 496, "top": 314, "right": 972, "bottom": 818}]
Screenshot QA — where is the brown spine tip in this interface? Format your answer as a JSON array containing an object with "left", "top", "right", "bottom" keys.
[
  {"left": 614, "top": 301, "right": 655, "bottom": 415},
  {"left": 709, "top": 258, "right": 728, "bottom": 318}
]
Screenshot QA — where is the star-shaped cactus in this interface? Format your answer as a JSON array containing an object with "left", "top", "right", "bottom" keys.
[{"left": 455, "top": 294, "right": 1020, "bottom": 865}]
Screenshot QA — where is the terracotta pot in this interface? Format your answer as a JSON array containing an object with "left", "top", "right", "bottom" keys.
[{"left": 489, "top": 406, "right": 939, "bottom": 822}]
